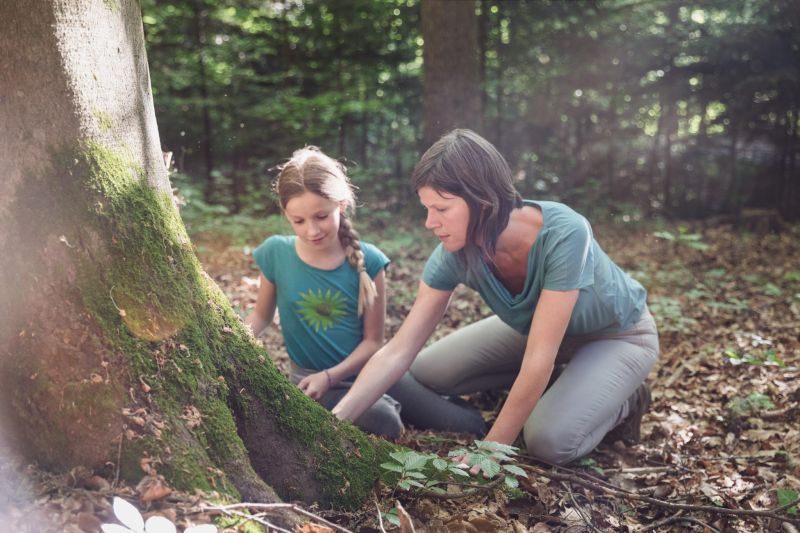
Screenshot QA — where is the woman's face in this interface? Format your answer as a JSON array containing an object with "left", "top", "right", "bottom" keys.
[{"left": 418, "top": 186, "right": 471, "bottom": 252}]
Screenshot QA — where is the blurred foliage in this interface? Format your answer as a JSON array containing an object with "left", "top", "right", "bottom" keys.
[{"left": 142, "top": 0, "right": 800, "bottom": 221}]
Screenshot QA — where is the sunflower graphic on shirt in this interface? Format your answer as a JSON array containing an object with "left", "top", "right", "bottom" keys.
[{"left": 296, "top": 288, "right": 348, "bottom": 332}]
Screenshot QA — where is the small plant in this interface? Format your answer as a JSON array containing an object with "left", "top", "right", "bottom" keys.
[
  {"left": 777, "top": 488, "right": 799, "bottom": 516},
  {"left": 707, "top": 297, "right": 749, "bottom": 312},
  {"left": 380, "top": 441, "right": 528, "bottom": 495},
  {"left": 783, "top": 271, "right": 800, "bottom": 282},
  {"left": 653, "top": 226, "right": 710, "bottom": 251},
  {"left": 726, "top": 393, "right": 775, "bottom": 419},
  {"left": 379, "top": 508, "right": 400, "bottom": 527},
  {"left": 763, "top": 282, "right": 782, "bottom": 297},
  {"left": 448, "top": 440, "right": 528, "bottom": 489},
  {"left": 648, "top": 296, "right": 697, "bottom": 333},
  {"left": 725, "top": 349, "right": 785, "bottom": 368},
  {"left": 578, "top": 457, "right": 604, "bottom": 476}
]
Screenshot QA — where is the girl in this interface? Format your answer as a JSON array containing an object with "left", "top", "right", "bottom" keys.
[
  {"left": 246, "top": 146, "right": 486, "bottom": 438},
  {"left": 245, "top": 146, "right": 399, "bottom": 436},
  {"left": 332, "top": 130, "right": 659, "bottom": 464}
]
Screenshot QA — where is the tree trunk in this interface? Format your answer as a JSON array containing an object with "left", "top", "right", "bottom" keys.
[
  {"left": 0, "top": 0, "right": 390, "bottom": 514},
  {"left": 421, "top": 0, "right": 482, "bottom": 148},
  {"left": 192, "top": 0, "right": 217, "bottom": 204}
]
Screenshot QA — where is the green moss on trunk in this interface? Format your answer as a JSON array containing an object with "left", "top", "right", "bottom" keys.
[{"left": 51, "top": 141, "right": 390, "bottom": 507}]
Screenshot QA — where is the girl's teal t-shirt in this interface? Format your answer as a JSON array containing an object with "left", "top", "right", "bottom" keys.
[
  {"left": 422, "top": 200, "right": 646, "bottom": 336},
  {"left": 253, "top": 235, "right": 390, "bottom": 371}
]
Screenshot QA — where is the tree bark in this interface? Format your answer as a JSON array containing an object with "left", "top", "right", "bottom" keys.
[
  {"left": 421, "top": 0, "right": 483, "bottom": 148},
  {"left": 0, "top": 0, "right": 389, "bottom": 514}
]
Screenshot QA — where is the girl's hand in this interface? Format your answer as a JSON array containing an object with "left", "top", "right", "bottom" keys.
[{"left": 297, "top": 371, "right": 332, "bottom": 400}]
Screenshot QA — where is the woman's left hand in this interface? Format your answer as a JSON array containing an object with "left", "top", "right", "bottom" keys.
[
  {"left": 298, "top": 371, "right": 331, "bottom": 400},
  {"left": 450, "top": 451, "right": 497, "bottom": 477}
]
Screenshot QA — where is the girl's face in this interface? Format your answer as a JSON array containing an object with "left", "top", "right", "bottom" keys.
[
  {"left": 284, "top": 191, "right": 344, "bottom": 251},
  {"left": 418, "top": 186, "right": 470, "bottom": 252}
]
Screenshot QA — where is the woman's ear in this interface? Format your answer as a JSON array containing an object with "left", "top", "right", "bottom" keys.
[{"left": 339, "top": 201, "right": 347, "bottom": 214}]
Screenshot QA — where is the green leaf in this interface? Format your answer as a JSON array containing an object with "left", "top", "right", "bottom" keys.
[
  {"left": 380, "top": 462, "right": 403, "bottom": 473},
  {"left": 477, "top": 458, "right": 502, "bottom": 478},
  {"left": 432, "top": 458, "right": 449, "bottom": 471},
  {"left": 777, "top": 489, "right": 798, "bottom": 515},
  {"left": 475, "top": 440, "right": 520, "bottom": 455},
  {"left": 783, "top": 271, "right": 800, "bottom": 282},
  {"left": 502, "top": 464, "right": 528, "bottom": 478},
  {"left": 382, "top": 509, "right": 401, "bottom": 526},
  {"left": 764, "top": 282, "right": 782, "bottom": 296},
  {"left": 390, "top": 451, "right": 410, "bottom": 464},
  {"left": 449, "top": 466, "right": 470, "bottom": 477},
  {"left": 448, "top": 449, "right": 468, "bottom": 457},
  {"left": 403, "top": 452, "right": 430, "bottom": 471},
  {"left": 488, "top": 452, "right": 514, "bottom": 462},
  {"left": 687, "top": 241, "right": 710, "bottom": 251},
  {"left": 405, "top": 471, "right": 426, "bottom": 479},
  {"left": 504, "top": 475, "right": 519, "bottom": 489}
]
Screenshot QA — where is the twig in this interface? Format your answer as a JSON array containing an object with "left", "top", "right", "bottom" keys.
[
  {"left": 411, "top": 475, "right": 503, "bottom": 500},
  {"left": 375, "top": 497, "right": 388, "bottom": 533},
  {"left": 600, "top": 466, "right": 676, "bottom": 474},
  {"left": 671, "top": 516, "right": 721, "bottom": 532},
  {"left": 560, "top": 481, "right": 602, "bottom": 533},
  {"left": 212, "top": 506, "right": 292, "bottom": 533},
  {"left": 520, "top": 463, "right": 800, "bottom": 526},
  {"left": 774, "top": 497, "right": 800, "bottom": 514},
  {"left": 639, "top": 510, "right": 684, "bottom": 532},
  {"left": 113, "top": 432, "right": 123, "bottom": 488},
  {"left": 205, "top": 503, "right": 353, "bottom": 533}
]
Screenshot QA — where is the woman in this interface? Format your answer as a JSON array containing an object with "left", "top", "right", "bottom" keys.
[{"left": 332, "top": 129, "right": 659, "bottom": 464}]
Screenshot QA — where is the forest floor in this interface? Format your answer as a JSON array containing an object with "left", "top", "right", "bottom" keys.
[
  {"left": 2, "top": 218, "right": 799, "bottom": 532},
  {"left": 195, "top": 218, "right": 800, "bottom": 533}
]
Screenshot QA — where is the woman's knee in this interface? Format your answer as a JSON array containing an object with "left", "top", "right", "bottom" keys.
[
  {"left": 523, "top": 421, "right": 580, "bottom": 465},
  {"left": 409, "top": 356, "right": 457, "bottom": 393}
]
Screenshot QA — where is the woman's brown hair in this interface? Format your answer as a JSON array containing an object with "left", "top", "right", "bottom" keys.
[{"left": 412, "top": 129, "right": 523, "bottom": 270}]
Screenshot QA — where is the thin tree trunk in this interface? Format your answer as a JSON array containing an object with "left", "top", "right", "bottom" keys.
[
  {"left": 192, "top": 0, "right": 216, "bottom": 203},
  {"left": 647, "top": 97, "right": 667, "bottom": 213},
  {"left": 421, "top": 0, "right": 482, "bottom": 148},
  {"left": 663, "top": 108, "right": 675, "bottom": 212},
  {"left": 723, "top": 123, "right": 741, "bottom": 215}
]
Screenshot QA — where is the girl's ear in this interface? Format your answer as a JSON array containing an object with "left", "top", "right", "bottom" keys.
[{"left": 339, "top": 201, "right": 347, "bottom": 214}]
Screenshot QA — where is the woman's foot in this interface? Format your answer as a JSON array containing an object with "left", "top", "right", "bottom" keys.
[{"left": 604, "top": 383, "right": 651, "bottom": 445}]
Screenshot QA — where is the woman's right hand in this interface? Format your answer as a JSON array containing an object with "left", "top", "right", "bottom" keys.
[{"left": 332, "top": 281, "right": 453, "bottom": 421}]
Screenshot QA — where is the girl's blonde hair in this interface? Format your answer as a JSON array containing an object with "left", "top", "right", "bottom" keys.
[{"left": 273, "top": 146, "right": 377, "bottom": 316}]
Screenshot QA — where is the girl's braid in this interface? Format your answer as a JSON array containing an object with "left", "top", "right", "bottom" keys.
[{"left": 338, "top": 214, "right": 377, "bottom": 317}]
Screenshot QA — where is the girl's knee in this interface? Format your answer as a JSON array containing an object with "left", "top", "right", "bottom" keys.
[{"left": 356, "top": 400, "right": 403, "bottom": 438}]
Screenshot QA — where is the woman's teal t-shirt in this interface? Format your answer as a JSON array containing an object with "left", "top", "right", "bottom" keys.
[
  {"left": 253, "top": 235, "right": 390, "bottom": 371},
  {"left": 421, "top": 201, "right": 646, "bottom": 336}
]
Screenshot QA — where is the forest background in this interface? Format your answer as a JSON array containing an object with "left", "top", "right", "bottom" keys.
[
  {"left": 1, "top": 0, "right": 799, "bottom": 531},
  {"left": 142, "top": 0, "right": 799, "bottom": 230}
]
